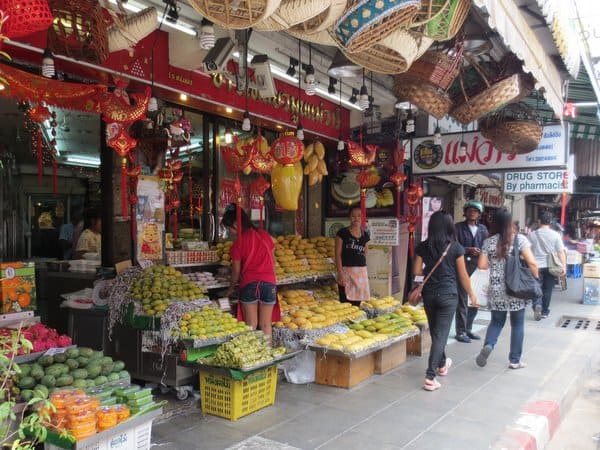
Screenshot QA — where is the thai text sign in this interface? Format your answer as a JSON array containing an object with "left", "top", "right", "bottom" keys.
[
  {"left": 476, "top": 188, "right": 505, "bottom": 208},
  {"left": 367, "top": 218, "right": 399, "bottom": 246},
  {"left": 411, "top": 125, "right": 566, "bottom": 174}
]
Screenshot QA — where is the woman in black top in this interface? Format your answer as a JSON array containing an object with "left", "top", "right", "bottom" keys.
[
  {"left": 335, "top": 207, "right": 370, "bottom": 306},
  {"left": 413, "top": 211, "right": 478, "bottom": 391}
]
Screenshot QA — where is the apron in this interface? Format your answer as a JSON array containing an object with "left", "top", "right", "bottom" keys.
[{"left": 340, "top": 266, "right": 370, "bottom": 301}]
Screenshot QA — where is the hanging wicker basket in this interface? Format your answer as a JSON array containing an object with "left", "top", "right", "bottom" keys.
[
  {"left": 343, "top": 29, "right": 433, "bottom": 75},
  {"left": 47, "top": 0, "right": 109, "bottom": 64},
  {"left": 188, "top": 0, "right": 281, "bottom": 29},
  {"left": 333, "top": 0, "right": 421, "bottom": 53},
  {"left": 417, "top": 0, "right": 471, "bottom": 41},
  {"left": 450, "top": 56, "right": 534, "bottom": 125},
  {"left": 288, "top": 0, "right": 347, "bottom": 34},
  {"left": 286, "top": 28, "right": 338, "bottom": 46},
  {"left": 254, "top": 0, "right": 331, "bottom": 31},
  {"left": 480, "top": 105, "right": 543, "bottom": 155},
  {"left": 404, "top": 41, "right": 463, "bottom": 90},
  {"left": 0, "top": 0, "right": 54, "bottom": 39},
  {"left": 393, "top": 76, "right": 453, "bottom": 119},
  {"left": 108, "top": 7, "right": 158, "bottom": 53}
]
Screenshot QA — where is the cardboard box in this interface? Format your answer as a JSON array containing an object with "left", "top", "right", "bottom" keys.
[
  {"left": 583, "top": 277, "right": 600, "bottom": 305},
  {"left": 583, "top": 263, "right": 600, "bottom": 278},
  {"left": 0, "top": 262, "right": 36, "bottom": 314}
]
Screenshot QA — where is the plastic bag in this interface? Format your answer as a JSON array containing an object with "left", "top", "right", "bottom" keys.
[
  {"left": 282, "top": 350, "right": 315, "bottom": 384},
  {"left": 469, "top": 269, "right": 489, "bottom": 308}
]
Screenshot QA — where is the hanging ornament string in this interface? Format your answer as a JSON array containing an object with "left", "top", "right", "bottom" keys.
[
  {"left": 36, "top": 129, "right": 43, "bottom": 186},
  {"left": 406, "top": 183, "right": 424, "bottom": 257},
  {"left": 49, "top": 110, "right": 58, "bottom": 196},
  {"left": 106, "top": 124, "right": 137, "bottom": 218},
  {"left": 390, "top": 140, "right": 407, "bottom": 220},
  {"left": 188, "top": 147, "right": 193, "bottom": 230}
]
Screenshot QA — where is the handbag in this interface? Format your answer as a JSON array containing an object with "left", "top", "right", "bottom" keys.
[
  {"left": 408, "top": 242, "right": 452, "bottom": 306},
  {"left": 469, "top": 268, "right": 489, "bottom": 308},
  {"left": 536, "top": 231, "right": 563, "bottom": 277},
  {"left": 505, "top": 236, "right": 542, "bottom": 299}
]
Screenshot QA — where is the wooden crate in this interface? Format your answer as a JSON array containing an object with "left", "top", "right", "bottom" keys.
[
  {"left": 406, "top": 329, "right": 431, "bottom": 356},
  {"left": 374, "top": 340, "right": 407, "bottom": 374},
  {"left": 315, "top": 350, "right": 375, "bottom": 388}
]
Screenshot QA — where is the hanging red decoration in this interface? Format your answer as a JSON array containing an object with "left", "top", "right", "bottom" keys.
[
  {"left": 390, "top": 171, "right": 407, "bottom": 219},
  {"left": 271, "top": 134, "right": 304, "bottom": 165},
  {"left": 48, "top": 110, "right": 58, "bottom": 195},
  {"left": 406, "top": 183, "right": 424, "bottom": 257},
  {"left": 0, "top": 0, "right": 53, "bottom": 39},
  {"left": 107, "top": 125, "right": 137, "bottom": 218},
  {"left": 27, "top": 105, "right": 51, "bottom": 123},
  {"left": 250, "top": 175, "right": 271, "bottom": 229},
  {"left": 0, "top": 64, "right": 105, "bottom": 112},
  {"left": 99, "top": 87, "right": 150, "bottom": 124},
  {"left": 347, "top": 141, "right": 377, "bottom": 167},
  {"left": 356, "top": 169, "right": 372, "bottom": 228},
  {"left": 393, "top": 141, "right": 405, "bottom": 168},
  {"left": 250, "top": 149, "right": 274, "bottom": 173},
  {"left": 221, "top": 142, "right": 254, "bottom": 173}
]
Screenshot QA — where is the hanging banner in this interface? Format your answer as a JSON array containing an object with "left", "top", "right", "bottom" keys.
[
  {"left": 412, "top": 125, "right": 566, "bottom": 175},
  {"left": 136, "top": 176, "right": 165, "bottom": 262},
  {"left": 503, "top": 154, "right": 575, "bottom": 194}
]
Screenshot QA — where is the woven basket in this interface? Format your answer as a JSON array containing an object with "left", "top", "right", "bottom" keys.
[
  {"left": 422, "top": 0, "right": 470, "bottom": 41},
  {"left": 480, "top": 105, "right": 543, "bottom": 154},
  {"left": 393, "top": 75, "right": 452, "bottom": 118},
  {"left": 286, "top": 28, "right": 338, "bottom": 46},
  {"left": 108, "top": 7, "right": 158, "bottom": 53},
  {"left": 343, "top": 29, "right": 433, "bottom": 75},
  {"left": 288, "top": 0, "right": 347, "bottom": 34},
  {"left": 254, "top": 0, "right": 331, "bottom": 30},
  {"left": 405, "top": 42, "right": 463, "bottom": 90},
  {"left": 333, "top": 0, "right": 420, "bottom": 53},
  {"left": 410, "top": 0, "right": 451, "bottom": 26},
  {"left": 47, "top": 0, "right": 108, "bottom": 64},
  {"left": 188, "top": 0, "right": 281, "bottom": 29},
  {"left": 450, "top": 56, "right": 534, "bottom": 125},
  {"left": 0, "top": 0, "right": 54, "bottom": 39}
]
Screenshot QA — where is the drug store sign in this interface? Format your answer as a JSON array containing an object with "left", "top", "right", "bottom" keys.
[{"left": 412, "top": 125, "right": 566, "bottom": 174}]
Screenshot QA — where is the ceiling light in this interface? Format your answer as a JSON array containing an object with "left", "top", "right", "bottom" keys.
[
  {"left": 328, "top": 50, "right": 361, "bottom": 78},
  {"left": 304, "top": 44, "right": 316, "bottom": 96},
  {"left": 41, "top": 48, "right": 55, "bottom": 78},
  {"left": 286, "top": 57, "right": 298, "bottom": 77},
  {"left": 147, "top": 96, "right": 159, "bottom": 113},
  {"left": 225, "top": 107, "right": 233, "bottom": 113},
  {"left": 296, "top": 123, "right": 304, "bottom": 141},
  {"left": 349, "top": 88, "right": 358, "bottom": 104},
  {"left": 434, "top": 126, "right": 442, "bottom": 146},
  {"left": 64, "top": 155, "right": 100, "bottom": 167},
  {"left": 358, "top": 85, "right": 369, "bottom": 110},
  {"left": 242, "top": 111, "right": 251, "bottom": 131},
  {"left": 224, "top": 128, "right": 233, "bottom": 144},
  {"left": 328, "top": 77, "right": 337, "bottom": 95},
  {"left": 337, "top": 138, "right": 344, "bottom": 151},
  {"left": 180, "top": 93, "right": 188, "bottom": 101},
  {"left": 199, "top": 18, "right": 215, "bottom": 50},
  {"left": 405, "top": 110, "right": 415, "bottom": 134}
]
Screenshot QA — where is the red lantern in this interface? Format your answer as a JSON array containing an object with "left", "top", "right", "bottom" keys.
[
  {"left": 0, "top": 0, "right": 53, "bottom": 39},
  {"left": 107, "top": 126, "right": 137, "bottom": 218},
  {"left": 271, "top": 135, "right": 304, "bottom": 165}
]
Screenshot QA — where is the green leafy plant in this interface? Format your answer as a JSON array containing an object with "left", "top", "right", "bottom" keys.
[{"left": 0, "top": 328, "right": 54, "bottom": 449}]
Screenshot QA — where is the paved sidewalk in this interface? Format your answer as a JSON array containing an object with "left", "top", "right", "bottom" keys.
[{"left": 151, "top": 279, "right": 600, "bottom": 450}]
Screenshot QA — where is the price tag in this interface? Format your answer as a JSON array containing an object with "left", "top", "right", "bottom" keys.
[
  {"left": 217, "top": 298, "right": 231, "bottom": 311},
  {"left": 44, "top": 347, "right": 68, "bottom": 356},
  {"left": 138, "top": 260, "right": 154, "bottom": 269}
]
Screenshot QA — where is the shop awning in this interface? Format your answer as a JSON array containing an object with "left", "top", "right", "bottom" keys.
[
  {"left": 571, "top": 124, "right": 600, "bottom": 140},
  {"left": 473, "top": 0, "right": 564, "bottom": 116}
]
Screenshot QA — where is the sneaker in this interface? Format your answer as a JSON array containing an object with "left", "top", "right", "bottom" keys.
[
  {"left": 456, "top": 334, "right": 471, "bottom": 343},
  {"left": 423, "top": 378, "right": 441, "bottom": 391},
  {"left": 541, "top": 314, "right": 548, "bottom": 319},
  {"left": 508, "top": 362, "right": 526, "bottom": 369},
  {"left": 466, "top": 332, "right": 481, "bottom": 340},
  {"left": 476, "top": 345, "right": 492, "bottom": 367},
  {"left": 534, "top": 305, "right": 542, "bottom": 321},
  {"left": 437, "top": 358, "right": 452, "bottom": 377}
]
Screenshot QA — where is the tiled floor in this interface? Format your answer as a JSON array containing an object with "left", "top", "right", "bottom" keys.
[{"left": 151, "top": 281, "right": 600, "bottom": 450}]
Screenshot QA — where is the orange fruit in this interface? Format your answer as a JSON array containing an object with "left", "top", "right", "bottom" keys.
[
  {"left": 2, "top": 302, "right": 12, "bottom": 313},
  {"left": 6, "top": 287, "right": 18, "bottom": 301},
  {"left": 17, "top": 293, "right": 31, "bottom": 308},
  {"left": 22, "top": 283, "right": 32, "bottom": 294}
]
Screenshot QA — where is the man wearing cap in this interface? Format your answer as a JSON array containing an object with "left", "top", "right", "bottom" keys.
[{"left": 454, "top": 200, "right": 488, "bottom": 343}]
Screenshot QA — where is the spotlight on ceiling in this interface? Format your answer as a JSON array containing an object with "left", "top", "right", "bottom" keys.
[
  {"left": 164, "top": 0, "right": 179, "bottom": 23},
  {"left": 328, "top": 77, "right": 337, "bottom": 95},
  {"left": 286, "top": 57, "right": 298, "bottom": 77}
]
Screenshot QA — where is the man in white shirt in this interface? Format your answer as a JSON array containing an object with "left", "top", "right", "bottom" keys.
[{"left": 529, "top": 212, "right": 566, "bottom": 320}]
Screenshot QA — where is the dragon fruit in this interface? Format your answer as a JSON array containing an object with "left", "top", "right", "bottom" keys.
[
  {"left": 57, "top": 335, "right": 72, "bottom": 347},
  {"left": 1, "top": 323, "right": 73, "bottom": 357}
]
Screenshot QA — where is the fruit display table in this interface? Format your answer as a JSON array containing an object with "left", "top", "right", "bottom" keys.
[{"left": 406, "top": 325, "right": 430, "bottom": 356}]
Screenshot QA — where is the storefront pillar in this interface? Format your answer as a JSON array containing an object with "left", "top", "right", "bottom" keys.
[{"left": 100, "top": 121, "right": 114, "bottom": 267}]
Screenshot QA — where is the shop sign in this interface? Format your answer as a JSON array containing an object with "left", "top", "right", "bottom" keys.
[
  {"left": 367, "top": 218, "right": 399, "bottom": 246},
  {"left": 476, "top": 188, "right": 505, "bottom": 208},
  {"left": 503, "top": 169, "right": 573, "bottom": 194},
  {"left": 411, "top": 125, "right": 566, "bottom": 175}
]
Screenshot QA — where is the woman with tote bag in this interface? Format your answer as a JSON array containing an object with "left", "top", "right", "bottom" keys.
[{"left": 475, "top": 209, "right": 539, "bottom": 370}]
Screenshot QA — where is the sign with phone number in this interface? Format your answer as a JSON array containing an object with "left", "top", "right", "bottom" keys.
[{"left": 367, "top": 218, "right": 399, "bottom": 246}]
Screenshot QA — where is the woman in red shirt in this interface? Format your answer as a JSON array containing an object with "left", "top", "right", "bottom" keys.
[{"left": 223, "top": 205, "right": 277, "bottom": 339}]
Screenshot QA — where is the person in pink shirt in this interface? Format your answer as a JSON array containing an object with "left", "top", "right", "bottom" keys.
[{"left": 223, "top": 205, "right": 277, "bottom": 339}]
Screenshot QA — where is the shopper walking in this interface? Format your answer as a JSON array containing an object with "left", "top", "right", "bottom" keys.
[
  {"left": 414, "top": 211, "right": 478, "bottom": 391},
  {"left": 476, "top": 209, "right": 539, "bottom": 370},
  {"left": 529, "top": 212, "right": 566, "bottom": 320},
  {"left": 223, "top": 205, "right": 277, "bottom": 340},
  {"left": 454, "top": 200, "right": 488, "bottom": 342},
  {"left": 335, "top": 207, "right": 370, "bottom": 306}
]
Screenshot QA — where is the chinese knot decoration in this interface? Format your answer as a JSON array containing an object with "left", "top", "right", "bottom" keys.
[
  {"left": 159, "top": 157, "right": 184, "bottom": 239},
  {"left": 250, "top": 175, "right": 271, "bottom": 229},
  {"left": 390, "top": 141, "right": 407, "bottom": 219},
  {"left": 107, "top": 123, "right": 137, "bottom": 218},
  {"left": 406, "top": 183, "right": 424, "bottom": 257},
  {"left": 348, "top": 142, "right": 379, "bottom": 227},
  {"left": 27, "top": 104, "right": 59, "bottom": 193}
]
